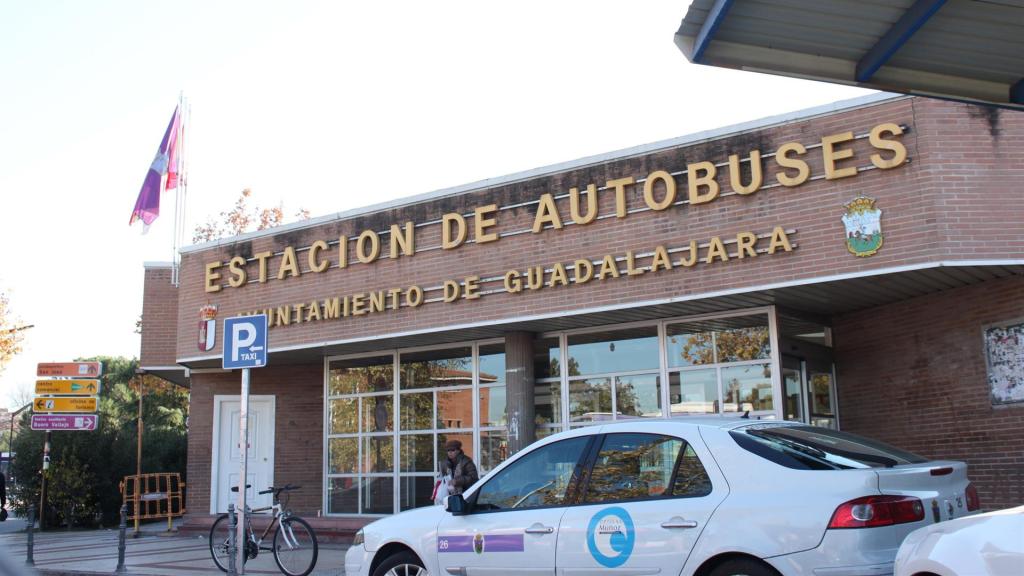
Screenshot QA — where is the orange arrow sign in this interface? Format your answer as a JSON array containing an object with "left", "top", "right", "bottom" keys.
[{"left": 37, "top": 362, "right": 103, "bottom": 377}]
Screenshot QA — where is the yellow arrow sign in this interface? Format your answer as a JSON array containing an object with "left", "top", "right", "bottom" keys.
[
  {"left": 33, "top": 396, "right": 98, "bottom": 413},
  {"left": 35, "top": 379, "right": 101, "bottom": 396}
]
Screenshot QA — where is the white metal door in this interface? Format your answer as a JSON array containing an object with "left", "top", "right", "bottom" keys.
[{"left": 213, "top": 396, "right": 275, "bottom": 512}]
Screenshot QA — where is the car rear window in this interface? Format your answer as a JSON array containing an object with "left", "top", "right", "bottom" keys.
[{"left": 730, "top": 424, "right": 929, "bottom": 470}]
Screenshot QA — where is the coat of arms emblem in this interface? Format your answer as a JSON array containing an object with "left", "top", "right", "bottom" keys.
[
  {"left": 841, "top": 196, "right": 883, "bottom": 257},
  {"left": 473, "top": 533, "right": 485, "bottom": 554},
  {"left": 198, "top": 304, "right": 218, "bottom": 352}
]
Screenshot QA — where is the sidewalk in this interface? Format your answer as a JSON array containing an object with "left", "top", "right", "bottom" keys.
[{"left": 0, "top": 520, "right": 348, "bottom": 576}]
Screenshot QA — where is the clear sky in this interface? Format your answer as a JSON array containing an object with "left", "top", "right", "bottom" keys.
[{"left": 0, "top": 1, "right": 872, "bottom": 408}]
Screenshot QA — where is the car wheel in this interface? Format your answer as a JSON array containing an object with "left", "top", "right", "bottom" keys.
[
  {"left": 372, "top": 550, "right": 428, "bottom": 576},
  {"left": 708, "top": 558, "right": 779, "bottom": 576}
]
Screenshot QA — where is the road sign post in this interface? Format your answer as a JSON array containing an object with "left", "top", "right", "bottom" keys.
[{"left": 223, "top": 315, "right": 268, "bottom": 575}]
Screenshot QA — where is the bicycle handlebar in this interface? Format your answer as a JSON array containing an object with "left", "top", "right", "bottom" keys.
[{"left": 257, "top": 484, "right": 301, "bottom": 496}]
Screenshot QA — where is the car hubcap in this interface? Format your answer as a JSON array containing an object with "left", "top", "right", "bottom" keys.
[{"left": 385, "top": 565, "right": 427, "bottom": 576}]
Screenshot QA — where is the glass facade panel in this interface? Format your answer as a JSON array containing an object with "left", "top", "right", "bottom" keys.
[
  {"left": 362, "top": 477, "right": 394, "bottom": 515},
  {"left": 328, "top": 356, "right": 393, "bottom": 395},
  {"left": 327, "top": 477, "right": 359, "bottom": 514},
  {"left": 361, "top": 436, "right": 394, "bottom": 473},
  {"left": 533, "top": 338, "right": 560, "bottom": 378},
  {"left": 722, "top": 364, "right": 773, "bottom": 412},
  {"left": 480, "top": 385, "right": 507, "bottom": 428},
  {"left": 399, "top": 434, "right": 435, "bottom": 472},
  {"left": 479, "top": 430, "right": 508, "bottom": 473},
  {"left": 669, "top": 370, "right": 718, "bottom": 415},
  {"left": 567, "top": 327, "right": 659, "bottom": 375},
  {"left": 616, "top": 374, "right": 662, "bottom": 418},
  {"left": 400, "top": 392, "right": 433, "bottom": 431},
  {"left": 329, "top": 398, "right": 358, "bottom": 434},
  {"left": 400, "top": 347, "right": 473, "bottom": 389},
  {"left": 534, "top": 380, "right": 562, "bottom": 426},
  {"left": 666, "top": 327, "right": 715, "bottom": 367},
  {"left": 783, "top": 368, "right": 802, "bottom": 421},
  {"left": 328, "top": 437, "right": 358, "bottom": 474},
  {"left": 479, "top": 343, "right": 506, "bottom": 385},
  {"left": 361, "top": 395, "right": 393, "bottom": 433},
  {"left": 569, "top": 377, "right": 612, "bottom": 423},
  {"left": 399, "top": 476, "right": 435, "bottom": 511},
  {"left": 717, "top": 326, "right": 770, "bottom": 362},
  {"left": 437, "top": 389, "right": 473, "bottom": 429}
]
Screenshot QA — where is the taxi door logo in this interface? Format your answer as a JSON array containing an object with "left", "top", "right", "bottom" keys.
[
  {"left": 473, "top": 532, "right": 485, "bottom": 554},
  {"left": 198, "top": 305, "right": 218, "bottom": 352},
  {"left": 587, "top": 507, "right": 635, "bottom": 568},
  {"left": 841, "top": 196, "right": 883, "bottom": 257}
]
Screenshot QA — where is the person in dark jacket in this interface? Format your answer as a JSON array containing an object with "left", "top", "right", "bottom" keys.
[{"left": 440, "top": 439, "right": 479, "bottom": 496}]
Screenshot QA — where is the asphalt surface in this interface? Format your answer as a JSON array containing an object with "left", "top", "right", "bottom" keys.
[{"left": 0, "top": 517, "right": 349, "bottom": 576}]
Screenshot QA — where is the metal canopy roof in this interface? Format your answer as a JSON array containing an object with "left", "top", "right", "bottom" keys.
[
  {"left": 676, "top": 0, "right": 1024, "bottom": 111},
  {"left": 177, "top": 262, "right": 1023, "bottom": 370}
]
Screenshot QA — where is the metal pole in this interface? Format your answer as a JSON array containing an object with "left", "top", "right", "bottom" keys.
[
  {"left": 227, "top": 503, "right": 238, "bottom": 576},
  {"left": 116, "top": 504, "right": 127, "bottom": 573},
  {"left": 25, "top": 504, "right": 34, "bottom": 565},
  {"left": 39, "top": 431, "right": 50, "bottom": 531},
  {"left": 135, "top": 377, "right": 144, "bottom": 536},
  {"left": 235, "top": 368, "right": 250, "bottom": 574}
]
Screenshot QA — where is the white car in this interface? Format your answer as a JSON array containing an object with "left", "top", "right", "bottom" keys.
[
  {"left": 345, "top": 418, "right": 980, "bottom": 576},
  {"left": 894, "top": 505, "right": 1023, "bottom": 576}
]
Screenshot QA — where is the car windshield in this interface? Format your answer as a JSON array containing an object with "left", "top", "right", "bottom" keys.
[{"left": 731, "top": 424, "right": 929, "bottom": 470}]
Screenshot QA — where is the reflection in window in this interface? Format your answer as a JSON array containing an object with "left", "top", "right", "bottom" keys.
[
  {"left": 399, "top": 392, "right": 433, "bottom": 431},
  {"left": 479, "top": 430, "right": 508, "bottom": 473},
  {"left": 534, "top": 338, "right": 560, "bottom": 378},
  {"left": 437, "top": 389, "right": 472, "bottom": 429},
  {"left": 480, "top": 385, "right": 507, "bottom": 428},
  {"left": 328, "top": 477, "right": 358, "bottom": 514},
  {"left": 567, "top": 327, "right": 659, "bottom": 375},
  {"left": 329, "top": 356, "right": 393, "bottom": 395},
  {"left": 671, "top": 444, "right": 712, "bottom": 497},
  {"left": 669, "top": 370, "right": 717, "bottom": 415},
  {"left": 666, "top": 328, "right": 715, "bottom": 367},
  {"left": 399, "top": 434, "right": 434, "bottom": 473},
  {"left": 535, "top": 380, "right": 562, "bottom": 426},
  {"left": 474, "top": 436, "right": 588, "bottom": 511},
  {"left": 361, "top": 436, "right": 393, "bottom": 473},
  {"left": 362, "top": 476, "right": 394, "bottom": 515},
  {"left": 361, "top": 395, "right": 393, "bottom": 432},
  {"left": 328, "top": 437, "right": 357, "bottom": 474},
  {"left": 666, "top": 316, "right": 771, "bottom": 367},
  {"left": 722, "top": 364, "right": 773, "bottom": 412},
  {"left": 569, "top": 378, "right": 612, "bottom": 423},
  {"left": 330, "top": 398, "right": 358, "bottom": 434},
  {"left": 400, "top": 347, "right": 472, "bottom": 389},
  {"left": 586, "top": 434, "right": 682, "bottom": 503},
  {"left": 615, "top": 375, "right": 661, "bottom": 418}
]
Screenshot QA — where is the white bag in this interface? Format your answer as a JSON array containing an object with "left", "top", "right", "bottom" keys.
[{"left": 433, "top": 474, "right": 452, "bottom": 505}]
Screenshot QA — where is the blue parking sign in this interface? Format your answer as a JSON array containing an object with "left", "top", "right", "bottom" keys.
[{"left": 222, "top": 315, "right": 268, "bottom": 369}]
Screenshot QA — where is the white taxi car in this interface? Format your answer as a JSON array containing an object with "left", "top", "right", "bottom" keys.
[
  {"left": 345, "top": 419, "right": 979, "bottom": 576},
  {"left": 894, "top": 505, "right": 1023, "bottom": 576}
]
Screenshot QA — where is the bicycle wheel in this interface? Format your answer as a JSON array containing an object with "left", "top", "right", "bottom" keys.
[
  {"left": 273, "top": 516, "right": 319, "bottom": 576},
  {"left": 208, "top": 514, "right": 232, "bottom": 573}
]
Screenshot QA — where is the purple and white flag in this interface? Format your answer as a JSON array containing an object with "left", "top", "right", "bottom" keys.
[{"left": 129, "top": 106, "right": 181, "bottom": 232}]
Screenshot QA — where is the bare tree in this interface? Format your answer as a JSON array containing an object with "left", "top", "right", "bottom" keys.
[{"left": 192, "top": 188, "right": 310, "bottom": 243}]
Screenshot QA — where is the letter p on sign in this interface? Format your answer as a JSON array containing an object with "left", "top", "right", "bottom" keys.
[{"left": 222, "top": 315, "right": 269, "bottom": 369}]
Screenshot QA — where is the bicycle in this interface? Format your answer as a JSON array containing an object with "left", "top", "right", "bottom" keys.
[{"left": 209, "top": 484, "right": 319, "bottom": 576}]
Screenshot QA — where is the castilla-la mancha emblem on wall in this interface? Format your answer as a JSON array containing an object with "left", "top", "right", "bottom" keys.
[
  {"left": 198, "top": 304, "right": 218, "bottom": 352},
  {"left": 841, "top": 196, "right": 883, "bottom": 257}
]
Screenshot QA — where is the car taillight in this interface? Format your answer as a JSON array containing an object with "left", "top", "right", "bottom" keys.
[
  {"left": 828, "top": 496, "right": 925, "bottom": 529},
  {"left": 965, "top": 483, "right": 981, "bottom": 511}
]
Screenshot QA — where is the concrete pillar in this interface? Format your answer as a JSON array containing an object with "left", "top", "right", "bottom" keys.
[{"left": 504, "top": 331, "right": 535, "bottom": 455}]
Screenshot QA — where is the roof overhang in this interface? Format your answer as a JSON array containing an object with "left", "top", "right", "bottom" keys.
[
  {"left": 676, "top": 0, "right": 1024, "bottom": 111},
  {"left": 177, "top": 261, "right": 1023, "bottom": 370},
  {"left": 139, "top": 366, "right": 190, "bottom": 388}
]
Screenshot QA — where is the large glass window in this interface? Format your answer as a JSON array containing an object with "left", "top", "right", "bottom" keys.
[
  {"left": 666, "top": 314, "right": 774, "bottom": 416},
  {"left": 327, "top": 342, "right": 510, "bottom": 516},
  {"left": 585, "top": 433, "right": 683, "bottom": 503},
  {"left": 566, "top": 326, "right": 661, "bottom": 426},
  {"left": 533, "top": 337, "right": 563, "bottom": 437}
]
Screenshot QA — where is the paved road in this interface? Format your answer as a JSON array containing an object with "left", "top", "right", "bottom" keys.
[{"left": 0, "top": 525, "right": 348, "bottom": 576}]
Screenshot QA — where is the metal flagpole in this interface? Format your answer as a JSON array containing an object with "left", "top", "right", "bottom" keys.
[{"left": 171, "top": 92, "right": 185, "bottom": 286}]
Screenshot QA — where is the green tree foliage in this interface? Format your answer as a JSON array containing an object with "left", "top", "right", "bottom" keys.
[{"left": 9, "top": 356, "right": 187, "bottom": 527}]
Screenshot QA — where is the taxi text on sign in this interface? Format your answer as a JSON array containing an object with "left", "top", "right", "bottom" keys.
[
  {"left": 36, "top": 362, "right": 103, "bottom": 377},
  {"left": 222, "top": 314, "right": 268, "bottom": 369},
  {"left": 35, "top": 379, "right": 102, "bottom": 396},
  {"left": 33, "top": 396, "right": 99, "bottom": 413}
]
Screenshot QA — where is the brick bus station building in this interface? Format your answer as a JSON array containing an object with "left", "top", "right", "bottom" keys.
[{"left": 138, "top": 93, "right": 1024, "bottom": 535}]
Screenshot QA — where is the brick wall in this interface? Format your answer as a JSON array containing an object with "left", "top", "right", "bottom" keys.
[
  {"left": 140, "top": 265, "right": 179, "bottom": 367},
  {"left": 835, "top": 275, "right": 1024, "bottom": 510},
  {"left": 185, "top": 365, "right": 324, "bottom": 520}
]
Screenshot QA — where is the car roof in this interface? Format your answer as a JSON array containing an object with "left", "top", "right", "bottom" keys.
[{"left": 543, "top": 417, "right": 798, "bottom": 440}]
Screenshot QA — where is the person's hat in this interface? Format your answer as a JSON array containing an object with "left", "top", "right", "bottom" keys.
[{"left": 445, "top": 439, "right": 462, "bottom": 451}]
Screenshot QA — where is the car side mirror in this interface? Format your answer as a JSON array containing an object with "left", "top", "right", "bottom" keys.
[{"left": 445, "top": 494, "right": 468, "bottom": 516}]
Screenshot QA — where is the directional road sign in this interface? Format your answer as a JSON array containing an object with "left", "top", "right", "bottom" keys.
[
  {"left": 35, "top": 379, "right": 101, "bottom": 396},
  {"left": 37, "top": 362, "right": 103, "bottom": 377},
  {"left": 223, "top": 315, "right": 268, "bottom": 369},
  {"left": 33, "top": 396, "right": 98, "bottom": 413},
  {"left": 31, "top": 414, "right": 99, "bottom": 431}
]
